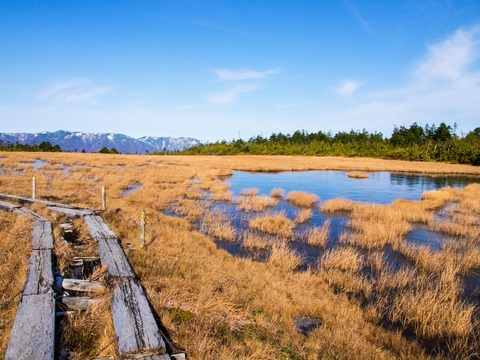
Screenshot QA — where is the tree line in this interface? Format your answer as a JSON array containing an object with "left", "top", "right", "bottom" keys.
[
  {"left": 177, "top": 122, "right": 480, "bottom": 165},
  {"left": 0, "top": 141, "right": 61, "bottom": 152}
]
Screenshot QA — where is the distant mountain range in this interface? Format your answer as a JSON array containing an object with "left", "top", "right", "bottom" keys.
[{"left": 0, "top": 130, "right": 205, "bottom": 154}]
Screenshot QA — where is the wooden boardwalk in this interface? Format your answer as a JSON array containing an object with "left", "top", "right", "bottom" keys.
[
  {"left": 0, "top": 200, "right": 55, "bottom": 360},
  {"left": 0, "top": 194, "right": 172, "bottom": 360}
]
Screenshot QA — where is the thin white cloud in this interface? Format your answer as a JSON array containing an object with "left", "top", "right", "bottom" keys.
[
  {"left": 336, "top": 80, "right": 361, "bottom": 97},
  {"left": 207, "top": 67, "right": 280, "bottom": 105},
  {"left": 207, "top": 83, "right": 260, "bottom": 104},
  {"left": 321, "top": 26, "right": 480, "bottom": 134},
  {"left": 212, "top": 68, "right": 280, "bottom": 82},
  {"left": 343, "top": 1, "right": 372, "bottom": 32},
  {"left": 37, "top": 79, "right": 114, "bottom": 104},
  {"left": 416, "top": 27, "right": 480, "bottom": 81}
]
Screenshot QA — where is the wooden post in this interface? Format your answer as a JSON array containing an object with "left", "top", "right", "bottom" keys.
[
  {"left": 32, "top": 177, "right": 36, "bottom": 199},
  {"left": 140, "top": 210, "right": 146, "bottom": 248},
  {"left": 102, "top": 185, "right": 106, "bottom": 211}
]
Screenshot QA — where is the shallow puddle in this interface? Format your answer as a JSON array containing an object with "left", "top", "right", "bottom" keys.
[
  {"left": 123, "top": 183, "right": 142, "bottom": 196},
  {"left": 406, "top": 227, "right": 444, "bottom": 251}
]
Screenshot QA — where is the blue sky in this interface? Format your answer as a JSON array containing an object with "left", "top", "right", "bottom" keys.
[{"left": 1, "top": 1, "right": 479, "bottom": 141}]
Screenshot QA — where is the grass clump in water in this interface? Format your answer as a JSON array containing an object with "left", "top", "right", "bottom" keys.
[
  {"left": 249, "top": 212, "right": 294, "bottom": 239},
  {"left": 286, "top": 191, "right": 318, "bottom": 208}
]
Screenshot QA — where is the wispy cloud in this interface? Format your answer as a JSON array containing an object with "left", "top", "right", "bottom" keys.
[
  {"left": 211, "top": 68, "right": 281, "bottom": 82},
  {"left": 343, "top": 1, "right": 372, "bottom": 32},
  {"left": 323, "top": 26, "right": 480, "bottom": 133},
  {"left": 336, "top": 80, "right": 361, "bottom": 97},
  {"left": 207, "top": 83, "right": 260, "bottom": 104},
  {"left": 38, "top": 79, "right": 114, "bottom": 104},
  {"left": 207, "top": 67, "right": 280, "bottom": 104},
  {"left": 415, "top": 27, "right": 480, "bottom": 81}
]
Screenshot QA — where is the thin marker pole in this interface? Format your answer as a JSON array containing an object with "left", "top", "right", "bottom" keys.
[
  {"left": 140, "top": 210, "right": 146, "bottom": 248},
  {"left": 102, "top": 185, "right": 107, "bottom": 211},
  {"left": 32, "top": 177, "right": 36, "bottom": 199}
]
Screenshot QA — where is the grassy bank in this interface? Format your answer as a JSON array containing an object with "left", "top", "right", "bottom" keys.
[{"left": 0, "top": 152, "right": 479, "bottom": 359}]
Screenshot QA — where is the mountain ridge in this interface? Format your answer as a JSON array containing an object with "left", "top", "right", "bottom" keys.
[{"left": 0, "top": 130, "right": 205, "bottom": 154}]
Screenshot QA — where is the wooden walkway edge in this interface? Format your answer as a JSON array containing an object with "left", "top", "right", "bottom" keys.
[
  {"left": 0, "top": 200, "right": 55, "bottom": 360},
  {"left": 0, "top": 194, "right": 171, "bottom": 360}
]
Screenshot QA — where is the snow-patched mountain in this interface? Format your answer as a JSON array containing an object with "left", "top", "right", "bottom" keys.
[{"left": 0, "top": 131, "right": 205, "bottom": 154}]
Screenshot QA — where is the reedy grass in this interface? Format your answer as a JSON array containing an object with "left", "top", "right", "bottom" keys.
[
  {"left": 267, "top": 242, "right": 303, "bottom": 271},
  {"left": 286, "top": 191, "right": 318, "bottom": 208},
  {"left": 242, "top": 232, "right": 270, "bottom": 249},
  {"left": 305, "top": 219, "right": 331, "bottom": 247},
  {"left": 270, "top": 188, "right": 284, "bottom": 199},
  {"left": 237, "top": 194, "right": 277, "bottom": 212},
  {"left": 0, "top": 152, "right": 478, "bottom": 359},
  {"left": 60, "top": 291, "right": 117, "bottom": 360},
  {"left": 319, "top": 247, "right": 364, "bottom": 273},
  {"left": 200, "top": 211, "right": 236, "bottom": 241},
  {"left": 294, "top": 208, "right": 313, "bottom": 224},
  {"left": 320, "top": 198, "right": 356, "bottom": 213},
  {"left": 348, "top": 171, "right": 369, "bottom": 179},
  {"left": 0, "top": 214, "right": 31, "bottom": 355},
  {"left": 248, "top": 212, "right": 294, "bottom": 239},
  {"left": 240, "top": 188, "right": 259, "bottom": 196}
]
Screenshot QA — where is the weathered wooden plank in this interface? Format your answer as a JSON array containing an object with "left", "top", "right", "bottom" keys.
[
  {"left": 0, "top": 200, "right": 21, "bottom": 212},
  {"left": 5, "top": 293, "right": 55, "bottom": 360},
  {"left": 46, "top": 205, "right": 94, "bottom": 217},
  {"left": 32, "top": 221, "right": 54, "bottom": 250},
  {"left": 84, "top": 214, "right": 118, "bottom": 239},
  {"left": 15, "top": 207, "right": 48, "bottom": 221},
  {"left": 97, "top": 237, "right": 135, "bottom": 278},
  {"left": 23, "top": 250, "right": 54, "bottom": 296},
  {"left": 0, "top": 193, "right": 76, "bottom": 209},
  {"left": 62, "top": 278, "right": 105, "bottom": 292},
  {"left": 61, "top": 296, "right": 99, "bottom": 310},
  {"left": 112, "top": 278, "right": 167, "bottom": 358},
  {"left": 83, "top": 215, "right": 135, "bottom": 278}
]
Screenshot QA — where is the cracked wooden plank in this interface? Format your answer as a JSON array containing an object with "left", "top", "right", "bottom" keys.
[
  {"left": 32, "top": 221, "right": 54, "bottom": 250},
  {"left": 0, "top": 200, "right": 21, "bottom": 211},
  {"left": 112, "top": 278, "right": 166, "bottom": 358},
  {"left": 5, "top": 293, "right": 55, "bottom": 360},
  {"left": 23, "top": 250, "right": 54, "bottom": 296},
  {"left": 62, "top": 278, "right": 105, "bottom": 292},
  {"left": 46, "top": 205, "right": 94, "bottom": 217},
  {"left": 61, "top": 296, "right": 99, "bottom": 310},
  {"left": 0, "top": 193, "right": 76, "bottom": 209},
  {"left": 84, "top": 215, "right": 135, "bottom": 278},
  {"left": 84, "top": 214, "right": 118, "bottom": 239}
]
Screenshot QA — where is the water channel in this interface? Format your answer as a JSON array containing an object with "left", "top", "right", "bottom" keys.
[{"left": 203, "top": 171, "right": 480, "bottom": 266}]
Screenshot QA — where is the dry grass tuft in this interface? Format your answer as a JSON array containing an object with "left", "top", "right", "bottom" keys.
[
  {"left": 237, "top": 194, "right": 277, "bottom": 212},
  {"left": 200, "top": 211, "right": 236, "bottom": 241},
  {"left": 249, "top": 212, "right": 294, "bottom": 239},
  {"left": 240, "top": 188, "right": 259, "bottom": 196},
  {"left": 348, "top": 171, "right": 369, "bottom": 179},
  {"left": 320, "top": 247, "right": 364, "bottom": 273},
  {"left": 242, "top": 232, "right": 269, "bottom": 249},
  {"left": 268, "top": 242, "right": 303, "bottom": 271},
  {"left": 0, "top": 214, "right": 31, "bottom": 355},
  {"left": 286, "top": 191, "right": 318, "bottom": 208},
  {"left": 60, "top": 292, "right": 117, "bottom": 359},
  {"left": 270, "top": 188, "right": 284, "bottom": 199},
  {"left": 344, "top": 205, "right": 412, "bottom": 249},
  {"left": 294, "top": 208, "right": 313, "bottom": 224},
  {"left": 305, "top": 219, "right": 331, "bottom": 247},
  {"left": 320, "top": 198, "right": 356, "bottom": 213}
]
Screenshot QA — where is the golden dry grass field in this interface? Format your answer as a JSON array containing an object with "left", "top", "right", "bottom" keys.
[{"left": 0, "top": 152, "right": 479, "bottom": 359}]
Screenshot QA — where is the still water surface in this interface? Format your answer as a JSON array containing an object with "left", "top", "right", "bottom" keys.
[
  {"left": 225, "top": 171, "right": 480, "bottom": 203},
  {"left": 211, "top": 171, "right": 480, "bottom": 264}
]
